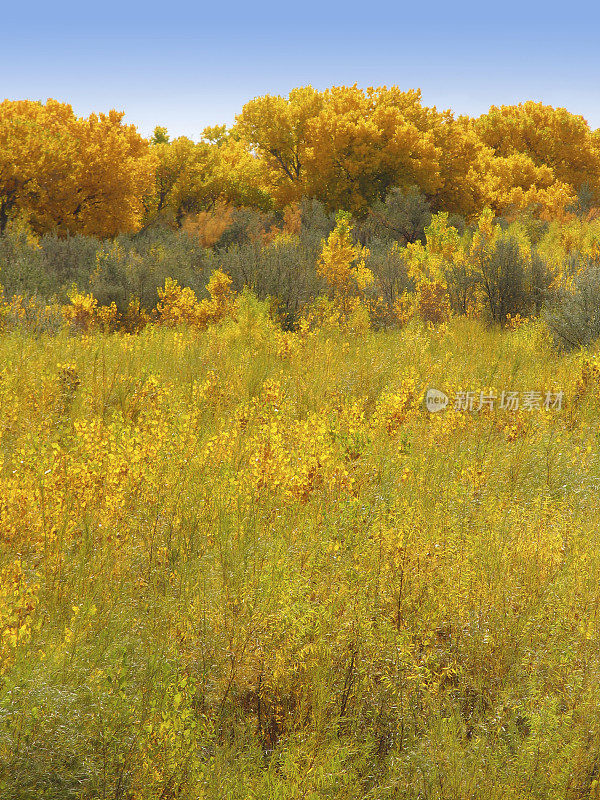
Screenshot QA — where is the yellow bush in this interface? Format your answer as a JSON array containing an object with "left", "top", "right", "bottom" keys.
[
  {"left": 156, "top": 269, "right": 236, "bottom": 330},
  {"left": 395, "top": 291, "right": 415, "bottom": 326},
  {"left": 416, "top": 279, "right": 450, "bottom": 325},
  {"left": 0, "top": 560, "right": 40, "bottom": 675},
  {"left": 62, "top": 291, "right": 99, "bottom": 331},
  {"left": 182, "top": 201, "right": 234, "bottom": 248}
]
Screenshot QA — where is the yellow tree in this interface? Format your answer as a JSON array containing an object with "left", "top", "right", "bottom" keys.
[
  {"left": 317, "top": 210, "right": 373, "bottom": 313},
  {"left": 213, "top": 135, "right": 271, "bottom": 210},
  {"left": 148, "top": 129, "right": 268, "bottom": 226},
  {"left": 473, "top": 149, "right": 576, "bottom": 220},
  {"left": 149, "top": 135, "right": 221, "bottom": 225},
  {"left": 474, "top": 102, "right": 600, "bottom": 203},
  {"left": 0, "top": 99, "right": 156, "bottom": 236},
  {"left": 304, "top": 85, "right": 440, "bottom": 214},
  {"left": 0, "top": 99, "right": 60, "bottom": 235},
  {"left": 36, "top": 107, "right": 156, "bottom": 237},
  {"left": 234, "top": 86, "right": 323, "bottom": 206},
  {"left": 426, "top": 112, "right": 487, "bottom": 218},
  {"left": 235, "top": 85, "right": 443, "bottom": 213}
]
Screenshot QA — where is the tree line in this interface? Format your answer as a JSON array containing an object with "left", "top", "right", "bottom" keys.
[{"left": 1, "top": 86, "right": 599, "bottom": 238}]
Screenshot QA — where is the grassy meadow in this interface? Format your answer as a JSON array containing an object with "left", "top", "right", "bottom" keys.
[{"left": 2, "top": 300, "right": 600, "bottom": 798}]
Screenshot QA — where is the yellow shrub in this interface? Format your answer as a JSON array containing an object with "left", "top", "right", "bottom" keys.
[
  {"left": 505, "top": 312, "right": 529, "bottom": 330},
  {"left": 372, "top": 380, "right": 417, "bottom": 435},
  {"left": 156, "top": 269, "right": 236, "bottom": 331},
  {"left": 182, "top": 201, "right": 234, "bottom": 248},
  {"left": 95, "top": 302, "right": 119, "bottom": 330},
  {"left": 156, "top": 279, "right": 202, "bottom": 326},
  {"left": 0, "top": 560, "right": 40, "bottom": 675},
  {"left": 346, "top": 301, "right": 371, "bottom": 334},
  {"left": 62, "top": 291, "right": 99, "bottom": 331},
  {"left": 123, "top": 297, "right": 151, "bottom": 332},
  {"left": 395, "top": 291, "right": 415, "bottom": 326},
  {"left": 416, "top": 279, "right": 450, "bottom": 325}
]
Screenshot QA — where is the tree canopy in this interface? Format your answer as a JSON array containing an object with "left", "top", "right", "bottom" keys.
[{"left": 2, "top": 89, "right": 600, "bottom": 236}]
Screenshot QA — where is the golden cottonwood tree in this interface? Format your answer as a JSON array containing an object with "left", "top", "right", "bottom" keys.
[
  {"left": 4, "top": 90, "right": 598, "bottom": 237},
  {"left": 149, "top": 135, "right": 221, "bottom": 225},
  {"left": 0, "top": 100, "right": 47, "bottom": 234},
  {"left": 473, "top": 149, "right": 576, "bottom": 220},
  {"left": 212, "top": 135, "right": 270, "bottom": 209},
  {"left": 236, "top": 85, "right": 442, "bottom": 213},
  {"left": 234, "top": 86, "right": 323, "bottom": 206},
  {"left": 0, "top": 99, "right": 156, "bottom": 236},
  {"left": 227, "top": 88, "right": 600, "bottom": 221},
  {"left": 148, "top": 129, "right": 268, "bottom": 226},
  {"left": 475, "top": 102, "right": 600, "bottom": 202},
  {"left": 425, "top": 113, "right": 487, "bottom": 217},
  {"left": 305, "top": 86, "right": 441, "bottom": 214}
]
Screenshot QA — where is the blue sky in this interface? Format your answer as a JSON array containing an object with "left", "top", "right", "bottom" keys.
[{"left": 2, "top": 0, "right": 599, "bottom": 138}]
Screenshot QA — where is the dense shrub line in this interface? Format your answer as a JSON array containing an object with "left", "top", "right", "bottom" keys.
[{"left": 2, "top": 190, "right": 600, "bottom": 347}]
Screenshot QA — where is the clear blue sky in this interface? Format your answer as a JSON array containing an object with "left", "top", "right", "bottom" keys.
[{"left": 2, "top": 0, "right": 599, "bottom": 139}]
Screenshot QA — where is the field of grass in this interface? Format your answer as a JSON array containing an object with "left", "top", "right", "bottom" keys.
[{"left": 2, "top": 302, "right": 600, "bottom": 798}]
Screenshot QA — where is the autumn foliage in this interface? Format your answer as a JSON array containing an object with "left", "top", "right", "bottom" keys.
[
  {"left": 0, "top": 99, "right": 155, "bottom": 236},
  {"left": 2, "top": 295, "right": 600, "bottom": 796},
  {"left": 2, "top": 89, "right": 600, "bottom": 239},
  {"left": 5, "top": 87, "right": 600, "bottom": 798}
]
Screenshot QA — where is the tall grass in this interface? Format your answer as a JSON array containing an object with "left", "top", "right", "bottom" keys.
[{"left": 1, "top": 312, "right": 600, "bottom": 799}]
